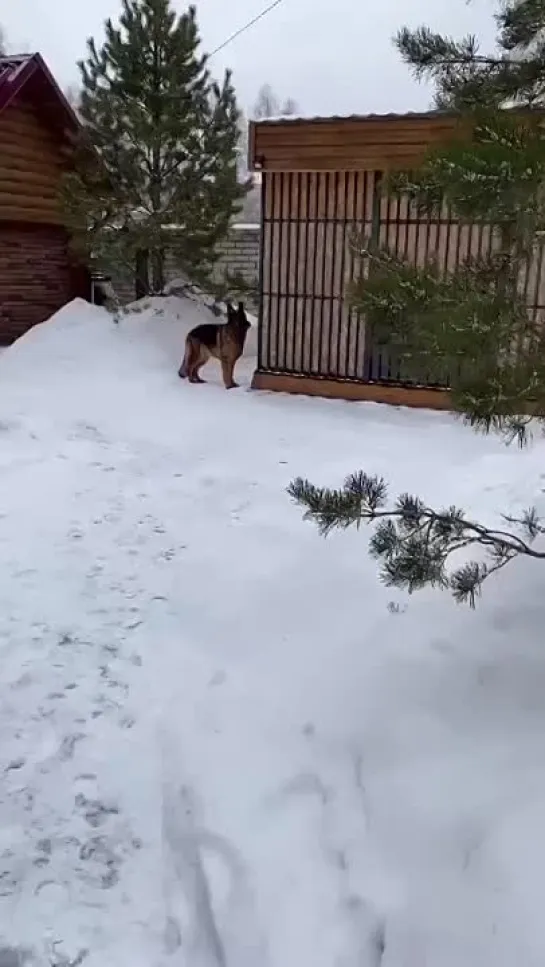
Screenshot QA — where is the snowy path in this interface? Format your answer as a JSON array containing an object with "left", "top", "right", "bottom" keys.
[{"left": 0, "top": 299, "right": 543, "bottom": 965}]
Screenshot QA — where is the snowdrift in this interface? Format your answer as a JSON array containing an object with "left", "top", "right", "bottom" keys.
[
  {"left": 0, "top": 296, "right": 543, "bottom": 966},
  {"left": 0, "top": 294, "right": 257, "bottom": 377}
]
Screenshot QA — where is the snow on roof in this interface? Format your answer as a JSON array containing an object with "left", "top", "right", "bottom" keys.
[
  {"left": 253, "top": 106, "right": 545, "bottom": 125},
  {"left": 252, "top": 109, "right": 451, "bottom": 125}
]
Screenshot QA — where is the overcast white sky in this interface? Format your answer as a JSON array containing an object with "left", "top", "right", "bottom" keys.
[{"left": 0, "top": 0, "right": 498, "bottom": 116}]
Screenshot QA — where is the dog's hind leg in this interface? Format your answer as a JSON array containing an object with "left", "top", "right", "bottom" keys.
[
  {"left": 191, "top": 361, "right": 207, "bottom": 383},
  {"left": 178, "top": 341, "right": 191, "bottom": 378},
  {"left": 188, "top": 342, "right": 209, "bottom": 383}
]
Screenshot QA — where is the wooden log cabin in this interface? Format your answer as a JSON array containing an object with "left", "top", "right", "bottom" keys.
[
  {"left": 0, "top": 53, "right": 90, "bottom": 343},
  {"left": 247, "top": 113, "right": 545, "bottom": 408}
]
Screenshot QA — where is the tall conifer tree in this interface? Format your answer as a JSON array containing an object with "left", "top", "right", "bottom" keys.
[{"left": 63, "top": 0, "right": 247, "bottom": 294}]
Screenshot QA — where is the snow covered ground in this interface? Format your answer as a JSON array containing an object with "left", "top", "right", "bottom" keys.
[{"left": 0, "top": 296, "right": 544, "bottom": 966}]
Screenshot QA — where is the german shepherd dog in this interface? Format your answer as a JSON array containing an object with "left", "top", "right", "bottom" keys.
[{"left": 178, "top": 301, "right": 251, "bottom": 389}]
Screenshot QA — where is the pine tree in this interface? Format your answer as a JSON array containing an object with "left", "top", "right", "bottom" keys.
[
  {"left": 289, "top": 0, "right": 545, "bottom": 605},
  {"left": 62, "top": 0, "right": 248, "bottom": 295}
]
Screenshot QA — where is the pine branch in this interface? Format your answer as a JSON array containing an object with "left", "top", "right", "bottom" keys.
[
  {"left": 301, "top": 4, "right": 545, "bottom": 607},
  {"left": 288, "top": 473, "right": 545, "bottom": 606}
]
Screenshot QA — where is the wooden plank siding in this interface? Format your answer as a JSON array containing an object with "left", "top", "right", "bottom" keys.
[
  {"left": 0, "top": 80, "right": 90, "bottom": 341},
  {"left": 0, "top": 93, "right": 67, "bottom": 225},
  {"left": 249, "top": 113, "right": 464, "bottom": 172}
]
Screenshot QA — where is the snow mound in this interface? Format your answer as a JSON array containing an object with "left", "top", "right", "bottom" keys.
[
  {"left": 0, "top": 297, "right": 544, "bottom": 966},
  {"left": 0, "top": 295, "right": 257, "bottom": 423}
]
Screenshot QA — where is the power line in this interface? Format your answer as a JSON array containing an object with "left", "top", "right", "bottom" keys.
[{"left": 209, "top": 0, "right": 286, "bottom": 58}]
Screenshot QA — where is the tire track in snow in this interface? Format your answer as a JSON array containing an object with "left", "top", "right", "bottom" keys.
[
  {"left": 161, "top": 782, "right": 226, "bottom": 967},
  {"left": 160, "top": 734, "right": 269, "bottom": 967}
]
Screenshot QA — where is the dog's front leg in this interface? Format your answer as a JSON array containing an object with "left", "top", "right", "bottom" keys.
[{"left": 220, "top": 356, "right": 238, "bottom": 389}]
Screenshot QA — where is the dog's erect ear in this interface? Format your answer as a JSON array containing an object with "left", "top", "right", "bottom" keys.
[
  {"left": 225, "top": 301, "right": 234, "bottom": 318},
  {"left": 238, "top": 301, "right": 244, "bottom": 313}
]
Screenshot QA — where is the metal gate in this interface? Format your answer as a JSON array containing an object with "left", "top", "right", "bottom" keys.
[{"left": 258, "top": 169, "right": 545, "bottom": 387}]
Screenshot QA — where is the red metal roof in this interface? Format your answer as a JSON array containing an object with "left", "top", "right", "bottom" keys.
[
  {"left": 0, "top": 54, "right": 36, "bottom": 111},
  {"left": 0, "top": 52, "right": 80, "bottom": 137}
]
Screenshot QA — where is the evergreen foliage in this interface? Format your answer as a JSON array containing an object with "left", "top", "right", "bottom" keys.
[
  {"left": 290, "top": 1, "right": 545, "bottom": 603},
  {"left": 62, "top": 0, "right": 248, "bottom": 295},
  {"left": 288, "top": 474, "right": 545, "bottom": 607}
]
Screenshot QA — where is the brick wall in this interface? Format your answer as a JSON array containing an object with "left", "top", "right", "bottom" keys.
[
  {"left": 0, "top": 224, "right": 76, "bottom": 343},
  {"left": 211, "top": 225, "right": 260, "bottom": 305}
]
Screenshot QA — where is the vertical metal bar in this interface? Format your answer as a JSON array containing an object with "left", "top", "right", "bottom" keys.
[
  {"left": 390, "top": 193, "right": 402, "bottom": 380},
  {"left": 301, "top": 174, "right": 312, "bottom": 373},
  {"left": 412, "top": 189, "right": 421, "bottom": 268},
  {"left": 442, "top": 201, "right": 453, "bottom": 276},
  {"left": 464, "top": 212, "right": 473, "bottom": 262},
  {"left": 274, "top": 173, "right": 283, "bottom": 370},
  {"left": 317, "top": 172, "right": 329, "bottom": 375},
  {"left": 363, "top": 170, "right": 383, "bottom": 382},
  {"left": 531, "top": 238, "right": 545, "bottom": 318},
  {"left": 517, "top": 233, "right": 531, "bottom": 363},
  {"left": 284, "top": 171, "right": 294, "bottom": 371},
  {"left": 448, "top": 206, "right": 465, "bottom": 389},
  {"left": 309, "top": 173, "right": 321, "bottom": 374},
  {"left": 437, "top": 200, "right": 455, "bottom": 387},
  {"left": 475, "top": 212, "right": 485, "bottom": 260},
  {"left": 392, "top": 194, "right": 401, "bottom": 256},
  {"left": 525, "top": 239, "right": 543, "bottom": 360},
  {"left": 403, "top": 190, "right": 411, "bottom": 261},
  {"left": 419, "top": 197, "right": 437, "bottom": 384},
  {"left": 484, "top": 217, "right": 495, "bottom": 262},
  {"left": 423, "top": 193, "right": 433, "bottom": 279},
  {"left": 329, "top": 171, "right": 340, "bottom": 375},
  {"left": 291, "top": 172, "right": 302, "bottom": 372},
  {"left": 339, "top": 172, "right": 351, "bottom": 378},
  {"left": 519, "top": 239, "right": 531, "bottom": 305},
  {"left": 377, "top": 174, "right": 390, "bottom": 380},
  {"left": 266, "top": 172, "right": 276, "bottom": 371},
  {"left": 347, "top": 172, "right": 360, "bottom": 379},
  {"left": 257, "top": 173, "right": 266, "bottom": 370},
  {"left": 452, "top": 210, "right": 463, "bottom": 272}
]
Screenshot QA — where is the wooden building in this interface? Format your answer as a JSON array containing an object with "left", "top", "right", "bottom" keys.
[
  {"left": 248, "top": 112, "right": 545, "bottom": 408},
  {"left": 0, "top": 53, "right": 90, "bottom": 343}
]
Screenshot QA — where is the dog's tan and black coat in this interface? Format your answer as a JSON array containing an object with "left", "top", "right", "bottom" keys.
[{"left": 178, "top": 301, "right": 251, "bottom": 389}]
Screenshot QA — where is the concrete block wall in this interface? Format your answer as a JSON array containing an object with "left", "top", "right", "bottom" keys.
[
  {"left": 212, "top": 224, "right": 260, "bottom": 295},
  {"left": 108, "top": 224, "right": 260, "bottom": 308}
]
